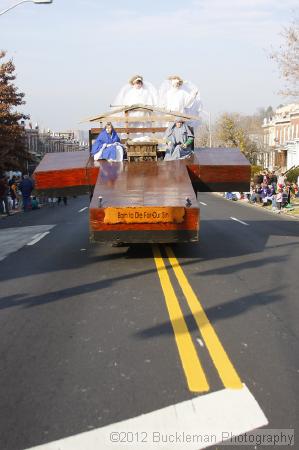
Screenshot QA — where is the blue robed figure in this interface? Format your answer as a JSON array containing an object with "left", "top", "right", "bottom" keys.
[{"left": 91, "top": 122, "right": 124, "bottom": 161}]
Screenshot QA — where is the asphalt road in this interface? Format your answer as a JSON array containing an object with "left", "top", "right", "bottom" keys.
[{"left": 0, "top": 194, "right": 298, "bottom": 450}]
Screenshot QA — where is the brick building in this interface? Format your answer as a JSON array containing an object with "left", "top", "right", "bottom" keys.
[
  {"left": 262, "top": 103, "right": 299, "bottom": 170},
  {"left": 24, "top": 125, "right": 88, "bottom": 172}
]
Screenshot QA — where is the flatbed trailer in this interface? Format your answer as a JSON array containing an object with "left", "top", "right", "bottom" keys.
[{"left": 33, "top": 148, "right": 250, "bottom": 244}]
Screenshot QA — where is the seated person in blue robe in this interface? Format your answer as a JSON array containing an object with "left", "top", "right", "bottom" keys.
[
  {"left": 91, "top": 122, "right": 124, "bottom": 161},
  {"left": 164, "top": 120, "right": 194, "bottom": 160}
]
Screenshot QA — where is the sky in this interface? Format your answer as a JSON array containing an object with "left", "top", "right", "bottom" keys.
[{"left": 0, "top": 0, "right": 297, "bottom": 132}]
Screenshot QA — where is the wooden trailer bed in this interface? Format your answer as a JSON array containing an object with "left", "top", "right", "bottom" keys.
[{"left": 33, "top": 147, "right": 250, "bottom": 244}]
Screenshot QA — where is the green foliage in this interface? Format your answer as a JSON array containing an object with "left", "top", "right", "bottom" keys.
[{"left": 286, "top": 166, "right": 299, "bottom": 183}]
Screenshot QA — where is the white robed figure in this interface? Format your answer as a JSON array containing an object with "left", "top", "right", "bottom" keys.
[
  {"left": 158, "top": 75, "right": 202, "bottom": 125},
  {"left": 113, "top": 75, "right": 158, "bottom": 128}
]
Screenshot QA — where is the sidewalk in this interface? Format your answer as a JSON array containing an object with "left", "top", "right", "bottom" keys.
[
  {"left": 0, "top": 200, "right": 54, "bottom": 220},
  {"left": 0, "top": 208, "right": 22, "bottom": 219},
  {"left": 220, "top": 194, "right": 299, "bottom": 220}
]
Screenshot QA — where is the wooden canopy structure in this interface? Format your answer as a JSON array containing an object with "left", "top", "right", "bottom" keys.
[
  {"left": 84, "top": 104, "right": 199, "bottom": 124},
  {"left": 86, "top": 104, "right": 199, "bottom": 148}
]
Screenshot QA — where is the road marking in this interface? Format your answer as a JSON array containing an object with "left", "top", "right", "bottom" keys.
[
  {"left": 199, "top": 201, "right": 207, "bottom": 206},
  {"left": 0, "top": 225, "right": 55, "bottom": 261},
  {"left": 230, "top": 217, "right": 249, "bottom": 226},
  {"left": 28, "top": 233, "right": 41, "bottom": 241},
  {"left": 152, "top": 245, "right": 209, "bottom": 393},
  {"left": 27, "top": 231, "right": 50, "bottom": 246},
  {"left": 79, "top": 206, "right": 88, "bottom": 212},
  {"left": 196, "top": 338, "right": 204, "bottom": 347},
  {"left": 25, "top": 385, "right": 268, "bottom": 449},
  {"left": 165, "top": 246, "right": 242, "bottom": 389}
]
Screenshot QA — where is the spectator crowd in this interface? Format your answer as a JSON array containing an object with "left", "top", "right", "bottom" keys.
[
  {"left": 225, "top": 169, "right": 299, "bottom": 213},
  {"left": 0, "top": 171, "right": 70, "bottom": 216},
  {"left": 0, "top": 174, "right": 37, "bottom": 216}
]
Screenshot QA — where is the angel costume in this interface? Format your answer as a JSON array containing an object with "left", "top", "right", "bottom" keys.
[
  {"left": 113, "top": 77, "right": 158, "bottom": 130},
  {"left": 114, "top": 82, "right": 157, "bottom": 108},
  {"left": 158, "top": 78, "right": 202, "bottom": 123}
]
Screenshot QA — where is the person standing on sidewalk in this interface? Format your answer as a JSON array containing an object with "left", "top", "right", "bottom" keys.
[
  {"left": 9, "top": 176, "right": 18, "bottom": 210},
  {"left": 0, "top": 175, "right": 10, "bottom": 216},
  {"left": 269, "top": 171, "right": 277, "bottom": 188},
  {"left": 19, "top": 175, "right": 34, "bottom": 212},
  {"left": 277, "top": 172, "right": 286, "bottom": 188},
  {"left": 276, "top": 188, "right": 283, "bottom": 212},
  {"left": 57, "top": 197, "right": 67, "bottom": 206}
]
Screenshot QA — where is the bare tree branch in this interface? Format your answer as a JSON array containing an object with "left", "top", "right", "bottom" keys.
[{"left": 270, "top": 18, "right": 299, "bottom": 98}]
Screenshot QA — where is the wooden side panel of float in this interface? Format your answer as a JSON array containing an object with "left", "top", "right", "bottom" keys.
[
  {"left": 33, "top": 151, "right": 98, "bottom": 196},
  {"left": 33, "top": 147, "right": 251, "bottom": 196},
  {"left": 188, "top": 148, "right": 251, "bottom": 192}
]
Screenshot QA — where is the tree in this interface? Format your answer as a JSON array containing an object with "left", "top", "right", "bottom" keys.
[
  {"left": 286, "top": 167, "right": 299, "bottom": 184},
  {"left": 215, "top": 113, "right": 259, "bottom": 164},
  {"left": 270, "top": 18, "right": 299, "bottom": 97},
  {"left": 256, "top": 106, "right": 274, "bottom": 120},
  {"left": 195, "top": 122, "right": 210, "bottom": 147},
  {"left": 215, "top": 113, "right": 244, "bottom": 147},
  {"left": 0, "top": 50, "right": 31, "bottom": 172}
]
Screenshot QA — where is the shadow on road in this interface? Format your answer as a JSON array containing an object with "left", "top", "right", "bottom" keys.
[
  {"left": 0, "top": 251, "right": 287, "bottom": 312},
  {"left": 1, "top": 218, "right": 298, "bottom": 311},
  {"left": 135, "top": 287, "right": 283, "bottom": 339}
]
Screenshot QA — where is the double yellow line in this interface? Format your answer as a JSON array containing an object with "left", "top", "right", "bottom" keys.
[{"left": 152, "top": 245, "right": 242, "bottom": 393}]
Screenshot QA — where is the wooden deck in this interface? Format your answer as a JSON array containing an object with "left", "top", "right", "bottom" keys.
[
  {"left": 33, "top": 147, "right": 251, "bottom": 243},
  {"left": 89, "top": 160, "right": 199, "bottom": 243}
]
